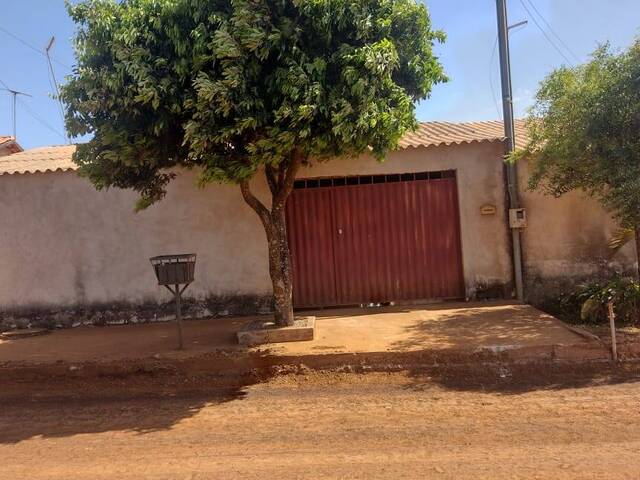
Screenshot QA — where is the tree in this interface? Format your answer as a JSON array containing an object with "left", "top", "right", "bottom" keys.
[
  {"left": 61, "top": 0, "right": 446, "bottom": 326},
  {"left": 513, "top": 40, "right": 640, "bottom": 276}
]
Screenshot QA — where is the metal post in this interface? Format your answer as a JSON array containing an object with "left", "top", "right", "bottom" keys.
[
  {"left": 151, "top": 254, "right": 195, "bottom": 350},
  {"left": 496, "top": 0, "right": 525, "bottom": 301},
  {"left": 12, "top": 92, "right": 16, "bottom": 139},
  {"left": 175, "top": 284, "right": 184, "bottom": 350},
  {"left": 1, "top": 88, "right": 32, "bottom": 141}
]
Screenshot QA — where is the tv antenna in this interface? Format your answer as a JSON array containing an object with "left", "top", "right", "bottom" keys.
[
  {"left": 45, "top": 36, "right": 69, "bottom": 143},
  {"left": 1, "top": 87, "right": 32, "bottom": 140}
]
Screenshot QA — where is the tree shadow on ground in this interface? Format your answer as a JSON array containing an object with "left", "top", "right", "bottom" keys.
[
  {"left": 388, "top": 304, "right": 577, "bottom": 351},
  {"left": 0, "top": 368, "right": 276, "bottom": 444},
  {"left": 2, "top": 361, "right": 640, "bottom": 444},
  {"left": 403, "top": 361, "right": 640, "bottom": 395}
]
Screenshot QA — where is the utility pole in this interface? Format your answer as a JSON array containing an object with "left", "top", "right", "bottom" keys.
[
  {"left": 1, "top": 88, "right": 32, "bottom": 140},
  {"left": 496, "top": 0, "right": 525, "bottom": 301}
]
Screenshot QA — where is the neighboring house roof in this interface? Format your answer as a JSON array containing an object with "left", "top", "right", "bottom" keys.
[
  {"left": 0, "top": 120, "right": 530, "bottom": 175},
  {"left": 0, "top": 145, "right": 76, "bottom": 175},
  {"left": 399, "top": 119, "right": 528, "bottom": 150},
  {"left": 0, "top": 136, "right": 24, "bottom": 156}
]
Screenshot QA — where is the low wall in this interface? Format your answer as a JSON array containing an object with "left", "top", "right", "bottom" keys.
[
  {"left": 0, "top": 142, "right": 515, "bottom": 330},
  {"left": 0, "top": 168, "right": 276, "bottom": 331},
  {"left": 518, "top": 159, "right": 638, "bottom": 305},
  {"left": 0, "top": 141, "right": 635, "bottom": 330}
]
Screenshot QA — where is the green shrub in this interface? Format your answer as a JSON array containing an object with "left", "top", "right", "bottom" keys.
[
  {"left": 544, "top": 275, "right": 640, "bottom": 325},
  {"left": 574, "top": 275, "right": 640, "bottom": 324}
]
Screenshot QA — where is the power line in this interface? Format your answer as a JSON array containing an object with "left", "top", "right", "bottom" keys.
[
  {"left": 0, "top": 25, "right": 71, "bottom": 70},
  {"left": 518, "top": 0, "right": 573, "bottom": 65},
  {"left": 489, "top": 35, "right": 503, "bottom": 120},
  {"left": 524, "top": 0, "right": 580, "bottom": 63},
  {"left": 17, "top": 97, "right": 67, "bottom": 141}
]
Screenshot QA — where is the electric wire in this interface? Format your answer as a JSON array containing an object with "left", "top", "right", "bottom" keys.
[
  {"left": 489, "top": 35, "right": 503, "bottom": 120},
  {"left": 45, "top": 47, "right": 69, "bottom": 143},
  {"left": 0, "top": 25, "right": 71, "bottom": 69},
  {"left": 17, "top": 97, "right": 67, "bottom": 141},
  {"left": 518, "top": 0, "right": 573, "bottom": 65},
  {"left": 524, "top": 0, "right": 580, "bottom": 63}
]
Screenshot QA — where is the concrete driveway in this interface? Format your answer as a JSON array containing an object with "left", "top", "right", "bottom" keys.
[{"left": 0, "top": 301, "right": 595, "bottom": 365}]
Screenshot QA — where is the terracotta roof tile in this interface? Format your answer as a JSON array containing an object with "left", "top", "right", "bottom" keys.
[
  {"left": 0, "top": 145, "right": 77, "bottom": 175},
  {"left": 399, "top": 119, "right": 528, "bottom": 150},
  {"left": 0, "top": 120, "right": 530, "bottom": 175}
]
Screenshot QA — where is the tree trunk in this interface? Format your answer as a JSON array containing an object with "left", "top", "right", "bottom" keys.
[
  {"left": 239, "top": 153, "right": 303, "bottom": 327},
  {"left": 267, "top": 205, "right": 295, "bottom": 326}
]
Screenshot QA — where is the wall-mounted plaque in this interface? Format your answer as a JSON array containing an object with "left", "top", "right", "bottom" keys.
[{"left": 480, "top": 204, "right": 497, "bottom": 215}]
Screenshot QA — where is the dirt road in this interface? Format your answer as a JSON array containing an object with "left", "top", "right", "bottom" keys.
[{"left": 2, "top": 365, "right": 640, "bottom": 479}]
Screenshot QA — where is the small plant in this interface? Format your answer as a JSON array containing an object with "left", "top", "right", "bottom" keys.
[{"left": 577, "top": 275, "right": 640, "bottom": 325}]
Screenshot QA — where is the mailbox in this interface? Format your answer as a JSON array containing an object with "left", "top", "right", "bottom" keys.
[
  {"left": 150, "top": 254, "right": 196, "bottom": 286},
  {"left": 149, "top": 253, "right": 196, "bottom": 350}
]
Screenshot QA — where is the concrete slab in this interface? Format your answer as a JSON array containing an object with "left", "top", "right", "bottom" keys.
[
  {"left": 0, "top": 301, "right": 597, "bottom": 366},
  {"left": 0, "top": 328, "right": 49, "bottom": 340},
  {"left": 237, "top": 316, "right": 315, "bottom": 346},
  {"left": 273, "top": 301, "right": 590, "bottom": 355}
]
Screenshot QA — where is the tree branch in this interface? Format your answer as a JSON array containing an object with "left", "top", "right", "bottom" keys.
[
  {"left": 277, "top": 160, "right": 286, "bottom": 190},
  {"left": 273, "top": 151, "right": 304, "bottom": 206},
  {"left": 265, "top": 165, "right": 279, "bottom": 196},
  {"left": 240, "top": 180, "right": 272, "bottom": 232}
]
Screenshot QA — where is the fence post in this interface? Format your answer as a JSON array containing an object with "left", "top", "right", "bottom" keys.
[{"left": 607, "top": 301, "right": 617, "bottom": 362}]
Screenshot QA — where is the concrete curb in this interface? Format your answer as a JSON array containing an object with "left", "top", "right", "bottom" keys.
[
  {"left": 557, "top": 322, "right": 609, "bottom": 347},
  {"left": 0, "top": 341, "right": 612, "bottom": 383}
]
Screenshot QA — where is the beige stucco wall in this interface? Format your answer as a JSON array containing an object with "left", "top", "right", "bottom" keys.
[
  {"left": 518, "top": 159, "right": 637, "bottom": 300},
  {"left": 0, "top": 141, "right": 512, "bottom": 314},
  {"left": 2, "top": 139, "right": 634, "bottom": 319},
  {"left": 0, "top": 169, "right": 274, "bottom": 309}
]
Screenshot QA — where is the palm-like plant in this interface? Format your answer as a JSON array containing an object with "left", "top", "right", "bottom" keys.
[{"left": 609, "top": 228, "right": 636, "bottom": 255}]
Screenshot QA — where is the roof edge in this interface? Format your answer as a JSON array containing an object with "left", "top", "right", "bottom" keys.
[{"left": 398, "top": 137, "right": 506, "bottom": 151}]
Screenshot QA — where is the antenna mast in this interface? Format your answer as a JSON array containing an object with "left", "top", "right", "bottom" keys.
[
  {"left": 45, "top": 36, "right": 69, "bottom": 143},
  {"left": 1, "top": 88, "right": 32, "bottom": 139}
]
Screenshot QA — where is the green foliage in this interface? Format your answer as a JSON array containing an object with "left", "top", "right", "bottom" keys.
[
  {"left": 61, "top": 0, "right": 446, "bottom": 209},
  {"left": 512, "top": 40, "right": 640, "bottom": 230},
  {"left": 555, "top": 275, "right": 640, "bottom": 325}
]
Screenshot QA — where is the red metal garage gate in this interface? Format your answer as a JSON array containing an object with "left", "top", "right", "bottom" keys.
[{"left": 285, "top": 170, "right": 465, "bottom": 308}]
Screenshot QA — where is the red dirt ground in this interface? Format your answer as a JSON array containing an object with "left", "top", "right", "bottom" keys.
[{"left": 2, "top": 363, "right": 640, "bottom": 479}]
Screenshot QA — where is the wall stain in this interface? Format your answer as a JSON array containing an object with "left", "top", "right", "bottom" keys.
[{"left": 0, "top": 294, "right": 273, "bottom": 332}]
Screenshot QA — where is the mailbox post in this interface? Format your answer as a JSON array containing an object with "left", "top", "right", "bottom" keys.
[{"left": 149, "top": 254, "right": 196, "bottom": 350}]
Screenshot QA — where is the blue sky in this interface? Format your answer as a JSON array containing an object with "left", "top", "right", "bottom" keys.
[{"left": 0, "top": 0, "right": 638, "bottom": 149}]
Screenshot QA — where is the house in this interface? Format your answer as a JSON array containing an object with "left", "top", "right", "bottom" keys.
[
  {"left": 0, "top": 136, "right": 22, "bottom": 157},
  {"left": 0, "top": 121, "right": 636, "bottom": 329}
]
